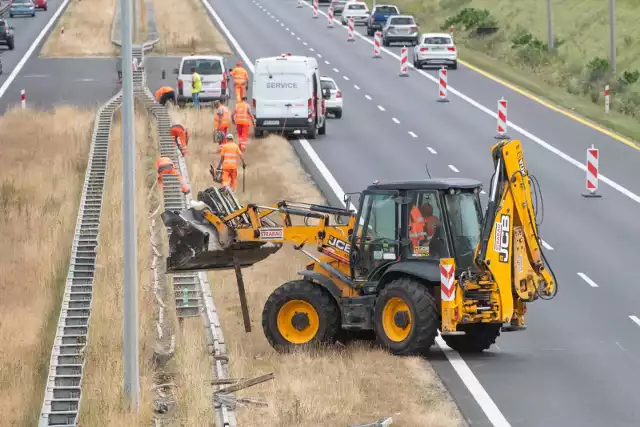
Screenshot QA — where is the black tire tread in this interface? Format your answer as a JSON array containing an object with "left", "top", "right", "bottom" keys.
[{"left": 442, "top": 323, "right": 501, "bottom": 353}]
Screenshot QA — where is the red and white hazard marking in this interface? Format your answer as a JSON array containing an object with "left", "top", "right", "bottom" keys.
[
  {"left": 372, "top": 31, "right": 381, "bottom": 58},
  {"left": 312, "top": 0, "right": 318, "bottom": 18},
  {"left": 399, "top": 46, "right": 408, "bottom": 76},
  {"left": 496, "top": 97, "right": 508, "bottom": 138},
  {"left": 327, "top": 6, "right": 334, "bottom": 27},
  {"left": 437, "top": 67, "right": 449, "bottom": 102},
  {"left": 20, "top": 89, "right": 25, "bottom": 108},
  {"left": 440, "top": 263, "right": 456, "bottom": 302},
  {"left": 584, "top": 145, "right": 600, "bottom": 196},
  {"left": 604, "top": 84, "right": 610, "bottom": 113},
  {"left": 346, "top": 17, "right": 355, "bottom": 42}
]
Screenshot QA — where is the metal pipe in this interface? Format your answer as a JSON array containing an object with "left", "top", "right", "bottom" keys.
[{"left": 609, "top": 0, "right": 616, "bottom": 73}]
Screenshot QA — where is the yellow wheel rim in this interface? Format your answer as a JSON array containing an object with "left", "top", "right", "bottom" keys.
[
  {"left": 382, "top": 297, "right": 412, "bottom": 342},
  {"left": 276, "top": 300, "right": 320, "bottom": 344}
]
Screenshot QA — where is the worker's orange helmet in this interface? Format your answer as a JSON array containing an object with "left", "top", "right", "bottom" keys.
[{"left": 236, "top": 61, "right": 243, "bottom": 66}]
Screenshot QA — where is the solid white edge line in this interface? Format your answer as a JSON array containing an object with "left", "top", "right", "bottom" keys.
[
  {"left": 448, "top": 164, "right": 460, "bottom": 173},
  {"left": 203, "top": 2, "right": 510, "bottom": 425},
  {"left": 577, "top": 272, "right": 599, "bottom": 288},
  {"left": 301, "top": 1, "right": 640, "bottom": 207},
  {"left": 0, "top": 0, "right": 72, "bottom": 100},
  {"left": 629, "top": 315, "right": 640, "bottom": 327}
]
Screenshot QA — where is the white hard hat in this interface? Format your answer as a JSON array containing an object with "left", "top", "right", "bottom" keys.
[{"left": 226, "top": 134, "right": 234, "bottom": 140}]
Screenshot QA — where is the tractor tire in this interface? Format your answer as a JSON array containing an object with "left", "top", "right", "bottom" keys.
[
  {"left": 373, "top": 277, "right": 439, "bottom": 356},
  {"left": 442, "top": 323, "right": 501, "bottom": 353},
  {"left": 262, "top": 280, "right": 341, "bottom": 352}
]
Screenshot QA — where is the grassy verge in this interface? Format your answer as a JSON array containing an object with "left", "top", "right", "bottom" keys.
[
  {"left": 369, "top": 0, "right": 640, "bottom": 144},
  {"left": 40, "top": 0, "right": 148, "bottom": 56},
  {"left": 0, "top": 106, "right": 95, "bottom": 426},
  {"left": 167, "top": 107, "right": 464, "bottom": 427},
  {"left": 151, "top": 0, "right": 232, "bottom": 55},
  {"left": 77, "top": 107, "right": 159, "bottom": 425}
]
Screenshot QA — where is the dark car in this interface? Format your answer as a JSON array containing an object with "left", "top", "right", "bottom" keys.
[{"left": 0, "top": 20, "right": 15, "bottom": 50}]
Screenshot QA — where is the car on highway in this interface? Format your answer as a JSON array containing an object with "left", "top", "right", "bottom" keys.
[
  {"left": 9, "top": 0, "right": 37, "bottom": 17},
  {"left": 329, "top": 0, "right": 350, "bottom": 16},
  {"left": 366, "top": 4, "right": 399, "bottom": 36},
  {"left": 341, "top": 1, "right": 369, "bottom": 26},
  {"left": 172, "top": 55, "right": 230, "bottom": 107},
  {"left": 0, "top": 19, "right": 15, "bottom": 50},
  {"left": 381, "top": 15, "right": 419, "bottom": 46},
  {"left": 33, "top": 0, "right": 47, "bottom": 10},
  {"left": 320, "top": 76, "right": 343, "bottom": 118},
  {"left": 413, "top": 33, "right": 458, "bottom": 69}
]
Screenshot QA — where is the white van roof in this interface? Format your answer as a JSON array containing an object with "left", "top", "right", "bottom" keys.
[
  {"left": 180, "top": 55, "right": 225, "bottom": 61},
  {"left": 255, "top": 54, "right": 318, "bottom": 68}
]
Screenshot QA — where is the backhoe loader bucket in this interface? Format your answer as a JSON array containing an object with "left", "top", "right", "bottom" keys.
[{"left": 161, "top": 186, "right": 282, "bottom": 272}]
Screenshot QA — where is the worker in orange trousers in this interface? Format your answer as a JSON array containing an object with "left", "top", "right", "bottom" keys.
[
  {"left": 213, "top": 100, "right": 231, "bottom": 144},
  {"left": 232, "top": 96, "right": 254, "bottom": 152},
  {"left": 212, "top": 134, "right": 246, "bottom": 191},
  {"left": 170, "top": 124, "right": 189, "bottom": 157},
  {"left": 229, "top": 61, "right": 249, "bottom": 103},
  {"left": 156, "top": 157, "right": 190, "bottom": 194}
]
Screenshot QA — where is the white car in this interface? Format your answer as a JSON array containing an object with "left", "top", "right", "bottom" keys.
[
  {"left": 413, "top": 33, "right": 458, "bottom": 69},
  {"left": 341, "top": 1, "right": 369, "bottom": 26},
  {"left": 320, "top": 76, "right": 343, "bottom": 119}
]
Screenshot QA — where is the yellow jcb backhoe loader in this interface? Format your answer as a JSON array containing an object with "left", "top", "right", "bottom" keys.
[{"left": 161, "top": 139, "right": 557, "bottom": 355}]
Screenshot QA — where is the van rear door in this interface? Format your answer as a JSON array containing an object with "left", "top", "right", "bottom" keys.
[
  {"left": 255, "top": 72, "right": 308, "bottom": 120},
  {"left": 179, "top": 57, "right": 224, "bottom": 98}
]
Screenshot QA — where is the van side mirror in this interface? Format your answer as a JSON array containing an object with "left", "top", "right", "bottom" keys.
[
  {"left": 172, "top": 68, "right": 179, "bottom": 75},
  {"left": 322, "top": 88, "right": 331, "bottom": 100}
]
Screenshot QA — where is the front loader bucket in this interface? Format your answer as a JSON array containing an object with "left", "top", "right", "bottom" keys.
[{"left": 161, "top": 186, "right": 283, "bottom": 273}]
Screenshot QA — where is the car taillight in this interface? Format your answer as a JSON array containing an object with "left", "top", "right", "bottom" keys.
[
  {"left": 409, "top": 26, "right": 417, "bottom": 32},
  {"left": 336, "top": 91, "right": 342, "bottom": 98},
  {"left": 177, "top": 79, "right": 183, "bottom": 89},
  {"left": 420, "top": 47, "right": 429, "bottom": 52},
  {"left": 221, "top": 72, "right": 227, "bottom": 89},
  {"left": 448, "top": 46, "right": 456, "bottom": 51},
  {"left": 387, "top": 26, "right": 394, "bottom": 30},
  {"left": 308, "top": 98, "right": 313, "bottom": 118},
  {"left": 253, "top": 98, "right": 256, "bottom": 108}
]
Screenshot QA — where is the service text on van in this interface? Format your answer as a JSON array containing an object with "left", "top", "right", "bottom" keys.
[{"left": 266, "top": 82, "right": 299, "bottom": 89}]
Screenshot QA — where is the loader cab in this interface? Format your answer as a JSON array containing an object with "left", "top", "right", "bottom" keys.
[{"left": 349, "top": 178, "right": 484, "bottom": 281}]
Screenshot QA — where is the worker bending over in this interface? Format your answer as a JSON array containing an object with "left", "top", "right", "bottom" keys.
[
  {"left": 212, "top": 134, "right": 246, "bottom": 191},
  {"left": 232, "top": 96, "right": 254, "bottom": 152},
  {"left": 156, "top": 157, "right": 190, "bottom": 194},
  {"left": 169, "top": 124, "right": 189, "bottom": 156},
  {"left": 229, "top": 61, "right": 249, "bottom": 103},
  {"left": 155, "top": 86, "right": 176, "bottom": 106},
  {"left": 213, "top": 100, "right": 231, "bottom": 144}
]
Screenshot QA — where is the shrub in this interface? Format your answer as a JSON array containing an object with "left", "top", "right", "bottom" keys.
[
  {"left": 442, "top": 8, "right": 497, "bottom": 32},
  {"left": 586, "top": 57, "right": 610, "bottom": 83}
]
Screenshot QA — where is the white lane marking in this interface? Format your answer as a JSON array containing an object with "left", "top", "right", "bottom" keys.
[
  {"left": 281, "top": 23, "right": 285, "bottom": 26},
  {"left": 301, "top": 2, "right": 640, "bottom": 207},
  {"left": 365, "top": 94, "right": 372, "bottom": 100},
  {"left": 297, "top": 36, "right": 301, "bottom": 40},
  {"left": 577, "top": 272, "right": 599, "bottom": 288},
  {"left": 303, "top": 41, "right": 308, "bottom": 45},
  {"left": 448, "top": 164, "right": 460, "bottom": 173},
  {"left": 377, "top": 105, "right": 385, "bottom": 111},
  {"left": 0, "top": 0, "right": 71, "bottom": 101},
  {"left": 408, "top": 131, "right": 418, "bottom": 138},
  {"left": 325, "top": 60, "right": 330, "bottom": 65},
  {"left": 353, "top": 84, "right": 360, "bottom": 90},
  {"left": 23, "top": 74, "right": 49, "bottom": 78},
  {"left": 310, "top": 47, "right": 315, "bottom": 52},
  {"left": 333, "top": 67, "right": 339, "bottom": 72},
  {"left": 343, "top": 76, "right": 349, "bottom": 81},
  {"left": 202, "top": 5, "right": 510, "bottom": 426},
  {"left": 392, "top": 117, "right": 400, "bottom": 124},
  {"left": 317, "top": 53, "right": 322, "bottom": 58},
  {"left": 629, "top": 315, "right": 640, "bottom": 327},
  {"left": 541, "top": 240, "right": 554, "bottom": 250},
  {"left": 615, "top": 341, "right": 626, "bottom": 351},
  {"left": 427, "top": 146, "right": 437, "bottom": 154}
]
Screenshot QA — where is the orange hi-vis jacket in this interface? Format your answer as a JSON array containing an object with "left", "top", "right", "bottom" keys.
[
  {"left": 170, "top": 124, "right": 189, "bottom": 156},
  {"left": 156, "top": 157, "right": 190, "bottom": 194},
  {"left": 214, "top": 105, "right": 231, "bottom": 129},
  {"left": 409, "top": 206, "right": 438, "bottom": 248},
  {"left": 155, "top": 86, "right": 174, "bottom": 102},
  {"left": 233, "top": 101, "right": 252, "bottom": 125},
  {"left": 230, "top": 66, "right": 249, "bottom": 86},
  {"left": 219, "top": 142, "right": 242, "bottom": 170}
]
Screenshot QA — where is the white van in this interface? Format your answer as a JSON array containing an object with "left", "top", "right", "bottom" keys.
[
  {"left": 172, "top": 55, "right": 230, "bottom": 106},
  {"left": 253, "top": 54, "right": 329, "bottom": 139}
]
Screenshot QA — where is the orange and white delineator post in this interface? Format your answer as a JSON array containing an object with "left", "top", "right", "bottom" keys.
[
  {"left": 20, "top": 89, "right": 25, "bottom": 109},
  {"left": 373, "top": 31, "right": 382, "bottom": 58},
  {"left": 604, "top": 85, "right": 610, "bottom": 113},
  {"left": 312, "top": 0, "right": 319, "bottom": 18},
  {"left": 582, "top": 145, "right": 602, "bottom": 198},
  {"left": 399, "top": 46, "right": 409, "bottom": 76},
  {"left": 327, "top": 6, "right": 334, "bottom": 27},
  {"left": 347, "top": 17, "right": 355, "bottom": 42},
  {"left": 440, "top": 258, "right": 462, "bottom": 334},
  {"left": 495, "top": 97, "right": 510, "bottom": 139},
  {"left": 437, "top": 67, "right": 449, "bottom": 102}
]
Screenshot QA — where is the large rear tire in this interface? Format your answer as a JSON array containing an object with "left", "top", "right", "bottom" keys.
[
  {"left": 373, "top": 277, "right": 439, "bottom": 356},
  {"left": 442, "top": 323, "right": 501, "bottom": 353},
  {"left": 262, "top": 280, "right": 341, "bottom": 352}
]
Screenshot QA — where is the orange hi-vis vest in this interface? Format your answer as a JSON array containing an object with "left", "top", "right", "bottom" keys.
[
  {"left": 220, "top": 142, "right": 242, "bottom": 170},
  {"left": 156, "top": 157, "right": 190, "bottom": 194},
  {"left": 214, "top": 105, "right": 231, "bottom": 129},
  {"left": 234, "top": 101, "right": 251, "bottom": 125},
  {"left": 230, "top": 66, "right": 248, "bottom": 86},
  {"left": 155, "top": 86, "right": 174, "bottom": 102},
  {"left": 170, "top": 125, "right": 188, "bottom": 156},
  {"left": 409, "top": 206, "right": 439, "bottom": 248}
]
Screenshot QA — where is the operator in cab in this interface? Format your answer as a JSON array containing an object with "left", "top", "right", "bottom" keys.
[{"left": 409, "top": 197, "right": 442, "bottom": 257}]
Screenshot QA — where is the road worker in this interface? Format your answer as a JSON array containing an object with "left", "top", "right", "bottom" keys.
[
  {"left": 155, "top": 86, "right": 176, "bottom": 106},
  {"left": 156, "top": 157, "right": 190, "bottom": 194},
  {"left": 170, "top": 124, "right": 189, "bottom": 157},
  {"left": 229, "top": 61, "right": 249, "bottom": 102},
  {"left": 213, "top": 134, "right": 246, "bottom": 191},
  {"left": 409, "top": 199, "right": 440, "bottom": 256},
  {"left": 191, "top": 67, "right": 202, "bottom": 108},
  {"left": 213, "top": 100, "right": 231, "bottom": 144},
  {"left": 232, "top": 96, "right": 254, "bottom": 152}
]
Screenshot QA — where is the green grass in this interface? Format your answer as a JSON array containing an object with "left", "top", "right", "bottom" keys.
[{"left": 365, "top": 0, "right": 640, "bottom": 144}]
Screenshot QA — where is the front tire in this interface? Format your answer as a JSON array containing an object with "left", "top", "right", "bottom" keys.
[
  {"left": 374, "top": 277, "right": 439, "bottom": 356},
  {"left": 262, "top": 280, "right": 341, "bottom": 352},
  {"left": 442, "top": 323, "right": 501, "bottom": 353}
]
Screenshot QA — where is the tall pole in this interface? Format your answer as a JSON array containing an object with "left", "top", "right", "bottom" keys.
[
  {"left": 546, "top": 0, "right": 554, "bottom": 50},
  {"left": 132, "top": 0, "right": 137, "bottom": 41},
  {"left": 609, "top": 0, "right": 616, "bottom": 73},
  {"left": 120, "top": 0, "right": 139, "bottom": 410}
]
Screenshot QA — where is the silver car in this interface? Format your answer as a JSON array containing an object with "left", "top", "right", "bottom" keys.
[
  {"left": 329, "top": 0, "right": 349, "bottom": 15},
  {"left": 381, "top": 15, "right": 419, "bottom": 46}
]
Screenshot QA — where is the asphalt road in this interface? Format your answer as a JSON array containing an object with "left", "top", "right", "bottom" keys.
[{"left": 196, "top": 0, "right": 640, "bottom": 425}]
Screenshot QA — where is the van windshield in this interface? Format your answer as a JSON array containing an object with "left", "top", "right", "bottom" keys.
[
  {"left": 256, "top": 73, "right": 308, "bottom": 100},
  {"left": 181, "top": 59, "right": 222, "bottom": 75}
]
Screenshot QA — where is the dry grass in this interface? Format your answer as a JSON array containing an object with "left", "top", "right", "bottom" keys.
[
  {"left": 0, "top": 106, "right": 94, "bottom": 426},
  {"left": 77, "top": 107, "right": 159, "bottom": 425},
  {"left": 168, "top": 107, "right": 464, "bottom": 427},
  {"left": 40, "top": 0, "right": 148, "bottom": 57},
  {"left": 151, "top": 0, "right": 232, "bottom": 55}
]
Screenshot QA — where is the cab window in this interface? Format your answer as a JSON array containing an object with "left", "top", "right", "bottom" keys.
[{"left": 407, "top": 190, "right": 448, "bottom": 259}]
